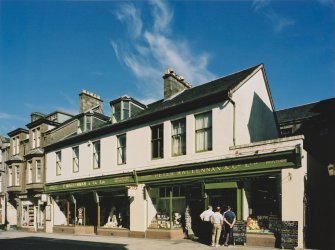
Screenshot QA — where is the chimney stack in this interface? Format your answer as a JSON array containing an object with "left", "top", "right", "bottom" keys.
[
  {"left": 163, "top": 68, "right": 192, "bottom": 100},
  {"left": 79, "top": 89, "right": 103, "bottom": 113}
]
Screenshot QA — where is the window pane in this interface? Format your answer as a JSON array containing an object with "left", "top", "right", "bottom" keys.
[
  {"left": 195, "top": 112, "right": 212, "bottom": 152},
  {"left": 151, "top": 124, "right": 164, "bottom": 159}
]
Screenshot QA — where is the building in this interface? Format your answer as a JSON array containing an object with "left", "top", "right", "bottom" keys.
[
  {"left": 0, "top": 135, "right": 10, "bottom": 227},
  {"left": 43, "top": 64, "right": 308, "bottom": 248},
  {"left": 5, "top": 111, "right": 74, "bottom": 231},
  {"left": 277, "top": 98, "right": 335, "bottom": 250}
]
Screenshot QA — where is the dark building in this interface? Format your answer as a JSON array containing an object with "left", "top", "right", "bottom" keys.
[{"left": 276, "top": 97, "right": 335, "bottom": 250}]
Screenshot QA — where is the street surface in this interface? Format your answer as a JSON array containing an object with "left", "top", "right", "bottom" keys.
[{"left": 0, "top": 230, "right": 279, "bottom": 250}]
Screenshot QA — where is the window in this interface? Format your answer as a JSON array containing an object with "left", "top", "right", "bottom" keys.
[
  {"left": 113, "top": 102, "right": 121, "bottom": 123},
  {"left": 15, "top": 165, "right": 20, "bottom": 186},
  {"left": 36, "top": 160, "right": 41, "bottom": 182},
  {"left": 117, "top": 134, "right": 126, "bottom": 164},
  {"left": 123, "top": 101, "right": 130, "bottom": 120},
  {"left": 27, "top": 161, "right": 32, "bottom": 184},
  {"left": 86, "top": 115, "right": 92, "bottom": 131},
  {"left": 13, "top": 136, "right": 20, "bottom": 155},
  {"left": 56, "top": 151, "right": 61, "bottom": 176},
  {"left": 8, "top": 168, "right": 12, "bottom": 186},
  {"left": 93, "top": 141, "right": 100, "bottom": 169},
  {"left": 32, "top": 128, "right": 40, "bottom": 148},
  {"left": 72, "top": 146, "right": 79, "bottom": 172},
  {"left": 280, "top": 127, "right": 292, "bottom": 137},
  {"left": 195, "top": 112, "right": 212, "bottom": 152},
  {"left": 0, "top": 174, "right": 2, "bottom": 192},
  {"left": 151, "top": 124, "right": 164, "bottom": 159},
  {"left": 171, "top": 119, "right": 186, "bottom": 156}
]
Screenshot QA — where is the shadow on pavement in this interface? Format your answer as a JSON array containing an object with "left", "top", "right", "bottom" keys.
[{"left": 0, "top": 236, "right": 128, "bottom": 250}]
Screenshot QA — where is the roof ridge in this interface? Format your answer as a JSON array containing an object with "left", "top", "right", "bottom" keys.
[{"left": 276, "top": 97, "right": 335, "bottom": 112}]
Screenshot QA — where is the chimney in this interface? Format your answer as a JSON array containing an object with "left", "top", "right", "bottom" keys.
[
  {"left": 79, "top": 89, "right": 103, "bottom": 113},
  {"left": 163, "top": 68, "right": 192, "bottom": 100}
]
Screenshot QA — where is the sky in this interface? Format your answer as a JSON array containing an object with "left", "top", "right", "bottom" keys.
[{"left": 0, "top": 0, "right": 334, "bottom": 135}]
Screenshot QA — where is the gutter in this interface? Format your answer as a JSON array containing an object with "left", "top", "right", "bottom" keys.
[{"left": 227, "top": 91, "right": 236, "bottom": 146}]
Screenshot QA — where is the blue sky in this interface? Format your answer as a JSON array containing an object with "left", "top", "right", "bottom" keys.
[{"left": 0, "top": 0, "right": 334, "bottom": 135}]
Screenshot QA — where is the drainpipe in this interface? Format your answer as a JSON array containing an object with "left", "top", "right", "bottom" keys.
[{"left": 227, "top": 91, "right": 236, "bottom": 146}]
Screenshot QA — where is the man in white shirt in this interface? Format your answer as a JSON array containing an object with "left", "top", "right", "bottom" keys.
[
  {"left": 210, "top": 207, "right": 224, "bottom": 247},
  {"left": 200, "top": 205, "right": 214, "bottom": 245}
]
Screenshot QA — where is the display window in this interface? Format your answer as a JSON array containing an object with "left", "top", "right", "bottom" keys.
[
  {"left": 244, "top": 176, "right": 281, "bottom": 234},
  {"left": 148, "top": 186, "right": 186, "bottom": 229}
]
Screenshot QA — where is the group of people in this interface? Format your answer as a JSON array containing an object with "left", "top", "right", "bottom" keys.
[{"left": 200, "top": 205, "right": 236, "bottom": 247}]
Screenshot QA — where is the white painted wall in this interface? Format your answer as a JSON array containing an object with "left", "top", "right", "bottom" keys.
[
  {"left": 129, "top": 184, "right": 147, "bottom": 232},
  {"left": 233, "top": 69, "right": 278, "bottom": 144},
  {"left": 281, "top": 148, "right": 307, "bottom": 249},
  {"left": 46, "top": 69, "right": 277, "bottom": 184}
]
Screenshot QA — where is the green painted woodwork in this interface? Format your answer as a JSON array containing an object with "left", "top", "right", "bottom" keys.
[
  {"left": 205, "top": 182, "right": 238, "bottom": 190},
  {"left": 237, "top": 188, "right": 243, "bottom": 220},
  {"left": 45, "top": 148, "right": 301, "bottom": 193}
]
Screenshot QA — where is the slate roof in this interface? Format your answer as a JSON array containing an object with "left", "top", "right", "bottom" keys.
[
  {"left": 136, "top": 64, "right": 262, "bottom": 118},
  {"left": 276, "top": 97, "right": 335, "bottom": 123},
  {"left": 45, "top": 64, "right": 264, "bottom": 151}
]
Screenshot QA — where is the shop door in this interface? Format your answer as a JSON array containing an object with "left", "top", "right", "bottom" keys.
[
  {"left": 188, "top": 198, "right": 205, "bottom": 238},
  {"left": 208, "top": 188, "right": 237, "bottom": 214}
]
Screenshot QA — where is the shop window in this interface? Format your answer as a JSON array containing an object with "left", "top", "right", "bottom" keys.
[
  {"left": 72, "top": 146, "right": 79, "bottom": 172},
  {"left": 56, "top": 151, "right": 62, "bottom": 176},
  {"left": 93, "top": 141, "right": 100, "bottom": 169},
  {"left": 36, "top": 160, "right": 41, "bottom": 182},
  {"left": 117, "top": 134, "right": 126, "bottom": 165},
  {"left": 171, "top": 118, "right": 186, "bottom": 156},
  {"left": 149, "top": 186, "right": 186, "bottom": 229},
  {"left": 195, "top": 111, "right": 212, "bottom": 152},
  {"left": 151, "top": 124, "right": 164, "bottom": 159}
]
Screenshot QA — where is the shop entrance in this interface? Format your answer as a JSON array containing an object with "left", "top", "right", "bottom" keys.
[{"left": 208, "top": 188, "right": 237, "bottom": 214}]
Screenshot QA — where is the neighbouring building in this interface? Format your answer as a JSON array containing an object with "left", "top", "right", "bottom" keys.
[
  {"left": 277, "top": 98, "right": 335, "bottom": 250},
  {"left": 43, "top": 64, "right": 309, "bottom": 249},
  {"left": 0, "top": 135, "right": 10, "bottom": 227},
  {"left": 5, "top": 111, "right": 74, "bottom": 231}
]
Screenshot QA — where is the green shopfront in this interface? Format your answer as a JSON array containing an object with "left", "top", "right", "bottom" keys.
[{"left": 45, "top": 146, "right": 302, "bottom": 245}]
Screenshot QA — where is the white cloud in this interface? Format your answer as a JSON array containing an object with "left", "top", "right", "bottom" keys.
[
  {"left": 0, "top": 112, "right": 23, "bottom": 121},
  {"left": 112, "top": 0, "right": 216, "bottom": 100},
  {"left": 253, "top": 0, "right": 295, "bottom": 33},
  {"left": 252, "top": 0, "right": 271, "bottom": 11},
  {"left": 115, "top": 3, "right": 143, "bottom": 38}
]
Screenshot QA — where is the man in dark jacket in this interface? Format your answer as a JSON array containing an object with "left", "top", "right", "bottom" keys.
[{"left": 223, "top": 205, "right": 236, "bottom": 246}]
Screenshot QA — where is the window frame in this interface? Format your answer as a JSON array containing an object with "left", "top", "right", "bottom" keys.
[
  {"left": 93, "top": 141, "right": 101, "bottom": 169},
  {"left": 117, "top": 134, "right": 127, "bottom": 165},
  {"left": 171, "top": 118, "right": 186, "bottom": 157},
  {"left": 72, "top": 146, "right": 79, "bottom": 173},
  {"left": 15, "top": 165, "right": 20, "bottom": 186},
  {"left": 56, "top": 151, "right": 62, "bottom": 176},
  {"left": 195, "top": 111, "right": 213, "bottom": 152},
  {"left": 36, "top": 160, "right": 41, "bottom": 182},
  {"left": 27, "top": 160, "right": 33, "bottom": 184},
  {"left": 151, "top": 124, "right": 164, "bottom": 159}
]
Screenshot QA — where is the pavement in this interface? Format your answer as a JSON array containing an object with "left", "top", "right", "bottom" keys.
[{"left": 0, "top": 230, "right": 279, "bottom": 250}]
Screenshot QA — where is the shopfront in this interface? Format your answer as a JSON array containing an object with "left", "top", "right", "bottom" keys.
[{"left": 45, "top": 145, "right": 304, "bottom": 247}]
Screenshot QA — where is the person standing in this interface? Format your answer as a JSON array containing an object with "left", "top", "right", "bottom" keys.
[
  {"left": 200, "top": 205, "right": 214, "bottom": 245},
  {"left": 223, "top": 205, "right": 236, "bottom": 246},
  {"left": 210, "top": 207, "right": 224, "bottom": 247}
]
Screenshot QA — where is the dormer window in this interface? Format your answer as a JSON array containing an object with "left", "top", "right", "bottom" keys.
[
  {"left": 79, "top": 115, "right": 93, "bottom": 133},
  {"left": 110, "top": 96, "right": 146, "bottom": 124}
]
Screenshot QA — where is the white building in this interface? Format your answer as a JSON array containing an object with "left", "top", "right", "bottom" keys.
[{"left": 44, "top": 64, "right": 308, "bottom": 248}]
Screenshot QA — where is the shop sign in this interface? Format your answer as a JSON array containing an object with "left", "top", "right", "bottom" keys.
[
  {"left": 139, "top": 158, "right": 292, "bottom": 182},
  {"left": 45, "top": 175, "right": 133, "bottom": 193}
]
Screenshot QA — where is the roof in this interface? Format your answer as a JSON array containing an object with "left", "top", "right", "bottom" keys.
[
  {"left": 138, "top": 64, "right": 262, "bottom": 118},
  {"left": 276, "top": 97, "right": 335, "bottom": 123},
  {"left": 45, "top": 64, "right": 264, "bottom": 151}
]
